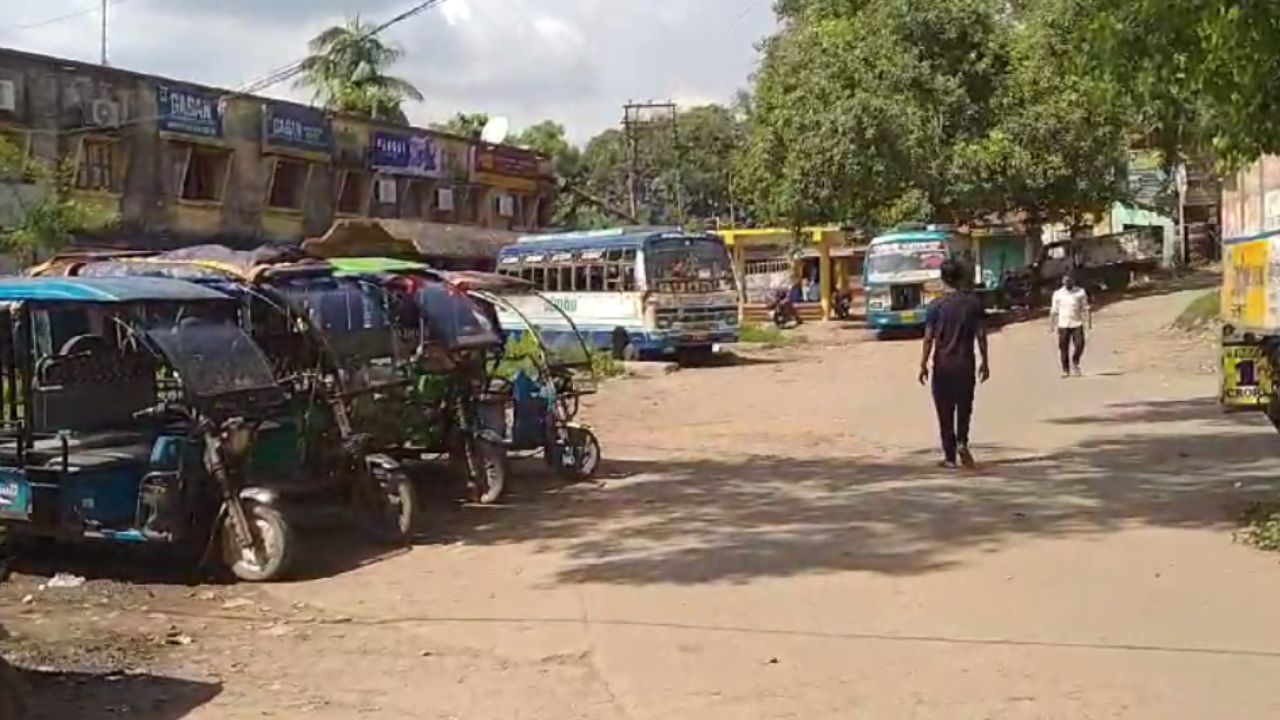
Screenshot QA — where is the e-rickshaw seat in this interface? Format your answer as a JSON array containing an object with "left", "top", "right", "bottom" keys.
[{"left": 0, "top": 432, "right": 156, "bottom": 469}]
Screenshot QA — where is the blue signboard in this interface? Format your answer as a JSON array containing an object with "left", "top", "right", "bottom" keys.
[
  {"left": 156, "top": 84, "right": 222, "bottom": 139},
  {"left": 370, "top": 130, "right": 443, "bottom": 178},
  {"left": 263, "top": 103, "right": 332, "bottom": 155}
]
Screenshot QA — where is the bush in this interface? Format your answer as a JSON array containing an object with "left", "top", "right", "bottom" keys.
[
  {"left": 1173, "top": 290, "right": 1220, "bottom": 331},
  {"left": 1239, "top": 502, "right": 1280, "bottom": 551},
  {"left": 739, "top": 322, "right": 798, "bottom": 348},
  {"left": 590, "top": 349, "right": 625, "bottom": 378}
]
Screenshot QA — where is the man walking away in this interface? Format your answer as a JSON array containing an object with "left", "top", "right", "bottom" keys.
[
  {"left": 1050, "top": 273, "right": 1091, "bottom": 377},
  {"left": 919, "top": 259, "right": 990, "bottom": 469}
]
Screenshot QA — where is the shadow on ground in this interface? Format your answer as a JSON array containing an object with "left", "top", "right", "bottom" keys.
[
  {"left": 441, "top": 398, "right": 1280, "bottom": 586},
  {"left": 13, "top": 668, "right": 221, "bottom": 720}
]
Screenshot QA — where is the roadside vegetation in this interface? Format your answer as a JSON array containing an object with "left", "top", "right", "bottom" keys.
[
  {"left": 738, "top": 322, "right": 802, "bottom": 349},
  {"left": 1240, "top": 502, "right": 1280, "bottom": 552},
  {"left": 1172, "top": 291, "right": 1220, "bottom": 332}
]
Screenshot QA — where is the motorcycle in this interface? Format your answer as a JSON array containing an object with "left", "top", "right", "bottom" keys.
[{"left": 766, "top": 289, "right": 801, "bottom": 328}]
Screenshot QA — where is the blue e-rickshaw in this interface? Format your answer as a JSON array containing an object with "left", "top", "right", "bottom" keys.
[{"left": 0, "top": 277, "right": 297, "bottom": 581}]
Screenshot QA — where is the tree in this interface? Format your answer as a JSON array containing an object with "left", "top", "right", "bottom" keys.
[
  {"left": 0, "top": 138, "right": 117, "bottom": 262},
  {"left": 1068, "top": 0, "right": 1280, "bottom": 169},
  {"left": 737, "top": 0, "right": 1130, "bottom": 233},
  {"left": 296, "top": 17, "right": 424, "bottom": 123},
  {"left": 573, "top": 105, "right": 744, "bottom": 229},
  {"left": 515, "top": 120, "right": 580, "bottom": 178},
  {"left": 431, "top": 112, "right": 491, "bottom": 139}
]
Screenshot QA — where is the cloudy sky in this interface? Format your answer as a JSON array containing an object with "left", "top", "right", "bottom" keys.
[{"left": 2, "top": 0, "right": 776, "bottom": 143}]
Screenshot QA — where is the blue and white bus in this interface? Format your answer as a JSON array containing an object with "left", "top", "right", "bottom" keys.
[
  {"left": 496, "top": 228, "right": 739, "bottom": 359},
  {"left": 865, "top": 228, "right": 971, "bottom": 334}
]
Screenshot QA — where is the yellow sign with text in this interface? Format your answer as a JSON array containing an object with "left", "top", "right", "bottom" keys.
[{"left": 1221, "top": 342, "right": 1272, "bottom": 409}]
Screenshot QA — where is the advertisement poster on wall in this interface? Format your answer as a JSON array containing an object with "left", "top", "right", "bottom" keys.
[
  {"left": 156, "top": 84, "right": 222, "bottom": 139},
  {"left": 471, "top": 143, "right": 541, "bottom": 193},
  {"left": 370, "top": 130, "right": 444, "bottom": 178},
  {"left": 263, "top": 102, "right": 332, "bottom": 158}
]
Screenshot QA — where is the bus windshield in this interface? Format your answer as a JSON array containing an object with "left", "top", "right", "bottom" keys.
[
  {"left": 867, "top": 244, "right": 947, "bottom": 279},
  {"left": 646, "top": 236, "right": 735, "bottom": 292}
]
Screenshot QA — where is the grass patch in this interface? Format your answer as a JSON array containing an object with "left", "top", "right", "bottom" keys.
[
  {"left": 1173, "top": 290, "right": 1220, "bottom": 331},
  {"left": 1239, "top": 501, "right": 1280, "bottom": 551},
  {"left": 590, "top": 350, "right": 626, "bottom": 378},
  {"left": 738, "top": 322, "right": 800, "bottom": 348}
]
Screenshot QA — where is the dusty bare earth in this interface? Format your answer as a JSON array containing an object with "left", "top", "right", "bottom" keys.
[{"left": 6, "top": 286, "right": 1280, "bottom": 719}]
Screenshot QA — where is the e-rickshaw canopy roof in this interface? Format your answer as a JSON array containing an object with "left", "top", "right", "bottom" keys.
[
  {"left": 0, "top": 276, "right": 231, "bottom": 303},
  {"left": 439, "top": 271, "right": 536, "bottom": 294}
]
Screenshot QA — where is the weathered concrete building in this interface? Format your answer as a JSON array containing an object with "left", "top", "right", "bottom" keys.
[{"left": 0, "top": 48, "right": 555, "bottom": 266}]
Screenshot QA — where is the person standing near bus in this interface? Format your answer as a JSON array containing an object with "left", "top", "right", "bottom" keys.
[
  {"left": 918, "top": 259, "right": 990, "bottom": 469},
  {"left": 1050, "top": 273, "right": 1091, "bottom": 377}
]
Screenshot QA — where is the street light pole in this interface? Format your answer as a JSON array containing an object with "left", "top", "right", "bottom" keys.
[{"left": 100, "top": 0, "right": 108, "bottom": 66}]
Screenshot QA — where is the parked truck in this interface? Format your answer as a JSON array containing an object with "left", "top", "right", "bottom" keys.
[
  {"left": 1219, "top": 229, "right": 1280, "bottom": 426},
  {"left": 999, "top": 228, "right": 1162, "bottom": 308}
]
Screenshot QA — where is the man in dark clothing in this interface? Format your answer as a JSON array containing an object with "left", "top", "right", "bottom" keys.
[{"left": 918, "top": 259, "right": 990, "bottom": 468}]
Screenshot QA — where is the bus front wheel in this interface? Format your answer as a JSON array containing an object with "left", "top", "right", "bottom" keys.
[{"left": 611, "top": 328, "right": 636, "bottom": 361}]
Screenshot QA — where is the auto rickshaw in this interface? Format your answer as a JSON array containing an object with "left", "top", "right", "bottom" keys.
[
  {"left": 327, "top": 257, "right": 511, "bottom": 504},
  {"left": 327, "top": 260, "right": 602, "bottom": 482},
  {"left": 33, "top": 247, "right": 420, "bottom": 543},
  {"left": 0, "top": 277, "right": 296, "bottom": 581},
  {"left": 442, "top": 270, "right": 602, "bottom": 481}
]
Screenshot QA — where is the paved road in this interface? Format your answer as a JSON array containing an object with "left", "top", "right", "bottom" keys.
[{"left": 22, "top": 288, "right": 1273, "bottom": 720}]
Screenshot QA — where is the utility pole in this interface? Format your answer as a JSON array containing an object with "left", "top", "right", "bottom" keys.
[
  {"left": 100, "top": 0, "right": 109, "bottom": 66},
  {"left": 622, "top": 101, "right": 682, "bottom": 227}
]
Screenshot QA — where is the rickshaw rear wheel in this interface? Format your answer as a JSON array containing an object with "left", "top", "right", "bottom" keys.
[
  {"left": 222, "top": 503, "right": 293, "bottom": 582},
  {"left": 469, "top": 440, "right": 508, "bottom": 504},
  {"left": 556, "top": 426, "right": 601, "bottom": 481},
  {"left": 363, "top": 461, "right": 418, "bottom": 546}
]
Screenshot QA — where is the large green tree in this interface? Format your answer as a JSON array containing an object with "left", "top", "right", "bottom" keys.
[
  {"left": 738, "top": 0, "right": 1130, "bottom": 233},
  {"left": 431, "top": 112, "right": 491, "bottom": 139},
  {"left": 573, "top": 104, "right": 744, "bottom": 229},
  {"left": 1078, "top": 0, "right": 1280, "bottom": 168},
  {"left": 296, "top": 17, "right": 424, "bottom": 123}
]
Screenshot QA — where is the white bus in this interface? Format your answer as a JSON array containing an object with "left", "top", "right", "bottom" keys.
[{"left": 496, "top": 228, "right": 739, "bottom": 359}]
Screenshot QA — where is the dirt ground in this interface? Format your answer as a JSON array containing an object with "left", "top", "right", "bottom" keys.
[{"left": 6, "top": 285, "right": 1280, "bottom": 719}]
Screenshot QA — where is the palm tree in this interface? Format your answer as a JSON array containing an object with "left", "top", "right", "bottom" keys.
[{"left": 296, "top": 17, "right": 424, "bottom": 122}]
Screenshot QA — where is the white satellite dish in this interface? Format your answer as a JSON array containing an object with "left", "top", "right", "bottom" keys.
[{"left": 480, "top": 116, "right": 509, "bottom": 144}]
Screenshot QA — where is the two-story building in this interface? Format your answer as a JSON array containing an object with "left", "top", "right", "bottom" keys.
[{"left": 0, "top": 47, "right": 556, "bottom": 268}]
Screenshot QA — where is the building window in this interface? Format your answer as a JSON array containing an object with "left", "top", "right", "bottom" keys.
[
  {"left": 0, "top": 128, "right": 31, "bottom": 181},
  {"left": 172, "top": 143, "right": 230, "bottom": 202},
  {"left": 493, "top": 192, "right": 517, "bottom": 218},
  {"left": 74, "top": 138, "right": 118, "bottom": 192},
  {"left": 435, "top": 186, "right": 455, "bottom": 214},
  {"left": 401, "top": 180, "right": 433, "bottom": 219},
  {"left": 266, "top": 157, "right": 311, "bottom": 211},
  {"left": 374, "top": 176, "right": 399, "bottom": 207},
  {"left": 335, "top": 169, "right": 369, "bottom": 215}
]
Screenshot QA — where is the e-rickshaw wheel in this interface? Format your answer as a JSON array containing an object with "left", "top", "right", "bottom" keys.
[
  {"left": 469, "top": 439, "right": 508, "bottom": 504},
  {"left": 221, "top": 503, "right": 294, "bottom": 582},
  {"left": 555, "top": 426, "right": 601, "bottom": 481},
  {"left": 362, "top": 460, "right": 418, "bottom": 546}
]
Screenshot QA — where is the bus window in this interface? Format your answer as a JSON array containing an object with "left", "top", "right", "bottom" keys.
[
  {"left": 621, "top": 263, "right": 637, "bottom": 291},
  {"left": 586, "top": 265, "right": 605, "bottom": 291},
  {"left": 558, "top": 266, "right": 572, "bottom": 291},
  {"left": 573, "top": 265, "right": 586, "bottom": 292},
  {"left": 546, "top": 267, "right": 560, "bottom": 291},
  {"left": 531, "top": 267, "right": 546, "bottom": 289}
]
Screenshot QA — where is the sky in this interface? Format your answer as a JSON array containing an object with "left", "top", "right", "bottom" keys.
[{"left": 2, "top": 0, "right": 776, "bottom": 143}]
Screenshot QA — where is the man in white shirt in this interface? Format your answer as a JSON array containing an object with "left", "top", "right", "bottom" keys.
[{"left": 1049, "top": 273, "right": 1091, "bottom": 377}]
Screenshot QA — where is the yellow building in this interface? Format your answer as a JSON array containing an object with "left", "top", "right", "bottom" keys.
[{"left": 716, "top": 227, "right": 866, "bottom": 320}]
